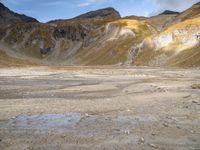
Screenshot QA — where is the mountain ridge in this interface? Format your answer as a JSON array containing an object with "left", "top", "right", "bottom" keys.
[
  {"left": 159, "top": 10, "right": 180, "bottom": 15},
  {"left": 0, "top": 2, "right": 38, "bottom": 28},
  {"left": 48, "top": 7, "right": 120, "bottom": 24},
  {"left": 0, "top": 2, "right": 199, "bottom": 67}
]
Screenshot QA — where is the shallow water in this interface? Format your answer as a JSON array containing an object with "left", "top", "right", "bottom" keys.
[{"left": 0, "top": 112, "right": 81, "bottom": 130}]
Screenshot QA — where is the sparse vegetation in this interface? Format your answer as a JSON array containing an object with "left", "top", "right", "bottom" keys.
[
  {"left": 191, "top": 84, "right": 200, "bottom": 89},
  {"left": 180, "top": 6, "right": 200, "bottom": 21},
  {"left": 134, "top": 48, "right": 163, "bottom": 66},
  {"left": 0, "top": 28, "right": 6, "bottom": 40},
  {"left": 1, "top": 3, "right": 200, "bottom": 150},
  {"left": 0, "top": 49, "right": 35, "bottom": 67},
  {"left": 163, "top": 17, "right": 200, "bottom": 33},
  {"left": 167, "top": 46, "right": 200, "bottom": 67},
  {"left": 29, "top": 25, "right": 54, "bottom": 49},
  {"left": 0, "top": 3, "right": 199, "bottom": 67},
  {"left": 5, "top": 25, "right": 24, "bottom": 44}
]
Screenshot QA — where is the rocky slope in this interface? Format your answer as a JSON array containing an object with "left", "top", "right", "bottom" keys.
[
  {"left": 134, "top": 17, "right": 200, "bottom": 67},
  {"left": 0, "top": 2, "right": 38, "bottom": 28},
  {"left": 0, "top": 48, "right": 35, "bottom": 67},
  {"left": 0, "top": 2, "right": 199, "bottom": 67}
]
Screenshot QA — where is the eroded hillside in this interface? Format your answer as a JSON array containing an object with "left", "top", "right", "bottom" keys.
[
  {"left": 135, "top": 17, "right": 200, "bottom": 67},
  {"left": 0, "top": 2, "right": 199, "bottom": 67}
]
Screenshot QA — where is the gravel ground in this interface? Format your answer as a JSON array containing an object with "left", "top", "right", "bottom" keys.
[{"left": 0, "top": 66, "right": 200, "bottom": 150}]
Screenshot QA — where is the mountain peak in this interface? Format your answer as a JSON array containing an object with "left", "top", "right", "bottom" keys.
[
  {"left": 0, "top": 2, "right": 38, "bottom": 28},
  {"left": 0, "top": 2, "right": 8, "bottom": 11},
  {"left": 194, "top": 1, "right": 200, "bottom": 5},
  {"left": 0, "top": 2, "right": 5, "bottom": 7},
  {"left": 74, "top": 7, "right": 121, "bottom": 20},
  {"left": 159, "top": 10, "right": 180, "bottom": 15}
]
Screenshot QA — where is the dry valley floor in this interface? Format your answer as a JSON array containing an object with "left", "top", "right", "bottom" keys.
[{"left": 0, "top": 66, "right": 200, "bottom": 150}]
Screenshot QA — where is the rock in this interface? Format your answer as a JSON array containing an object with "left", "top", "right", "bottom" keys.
[
  {"left": 40, "top": 47, "right": 51, "bottom": 55},
  {"left": 163, "top": 123, "right": 169, "bottom": 127},
  {"left": 183, "top": 95, "right": 191, "bottom": 98},
  {"left": 61, "top": 135, "right": 66, "bottom": 138},
  {"left": 190, "top": 138, "right": 197, "bottom": 142},
  {"left": 190, "top": 130, "right": 195, "bottom": 134},
  {"left": 68, "top": 118, "right": 72, "bottom": 122},
  {"left": 138, "top": 137, "right": 145, "bottom": 144},
  {"left": 148, "top": 143, "right": 158, "bottom": 149},
  {"left": 105, "top": 117, "right": 111, "bottom": 120},
  {"left": 152, "top": 133, "right": 156, "bottom": 136},
  {"left": 85, "top": 113, "right": 89, "bottom": 117},
  {"left": 114, "top": 128, "right": 121, "bottom": 132},
  {"left": 53, "top": 26, "right": 87, "bottom": 41},
  {"left": 166, "top": 116, "right": 172, "bottom": 119},
  {"left": 192, "top": 100, "right": 198, "bottom": 104},
  {"left": 124, "top": 130, "right": 130, "bottom": 135}
]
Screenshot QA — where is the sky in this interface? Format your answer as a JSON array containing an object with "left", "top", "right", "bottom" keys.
[{"left": 1, "top": 0, "right": 199, "bottom": 22}]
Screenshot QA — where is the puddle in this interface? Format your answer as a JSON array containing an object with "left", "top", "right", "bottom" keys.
[
  {"left": 0, "top": 113, "right": 158, "bottom": 133},
  {"left": 114, "top": 115, "right": 158, "bottom": 124},
  {"left": 0, "top": 112, "right": 81, "bottom": 130}
]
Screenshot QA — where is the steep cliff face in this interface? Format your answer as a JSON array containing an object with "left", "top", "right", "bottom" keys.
[
  {"left": 154, "top": 18, "right": 200, "bottom": 51},
  {"left": 1, "top": 22, "right": 89, "bottom": 60}
]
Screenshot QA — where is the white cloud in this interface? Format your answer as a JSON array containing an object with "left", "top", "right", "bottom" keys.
[
  {"left": 42, "top": 0, "right": 69, "bottom": 6},
  {"left": 78, "top": 0, "right": 107, "bottom": 7},
  {"left": 153, "top": 0, "right": 199, "bottom": 12},
  {"left": 147, "top": 0, "right": 200, "bottom": 16},
  {"left": 78, "top": 2, "right": 91, "bottom": 7}
]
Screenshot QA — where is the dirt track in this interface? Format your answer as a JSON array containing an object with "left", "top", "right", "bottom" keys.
[{"left": 0, "top": 66, "right": 200, "bottom": 150}]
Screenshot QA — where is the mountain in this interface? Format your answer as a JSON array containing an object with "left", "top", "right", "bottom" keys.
[
  {"left": 174, "top": 1, "right": 200, "bottom": 21},
  {"left": 74, "top": 7, "right": 120, "bottom": 20},
  {"left": 145, "top": 14, "right": 178, "bottom": 32},
  {"left": 162, "top": 1, "right": 200, "bottom": 28},
  {"left": 134, "top": 17, "right": 200, "bottom": 67},
  {"left": 48, "top": 7, "right": 120, "bottom": 24},
  {"left": 123, "top": 15, "right": 147, "bottom": 20},
  {"left": 0, "top": 2, "right": 38, "bottom": 28},
  {"left": 159, "top": 10, "right": 180, "bottom": 15},
  {"left": 0, "top": 2, "right": 199, "bottom": 67},
  {"left": 195, "top": 1, "right": 200, "bottom": 5}
]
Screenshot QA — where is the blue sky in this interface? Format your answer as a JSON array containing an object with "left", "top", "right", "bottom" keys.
[{"left": 1, "top": 0, "right": 199, "bottom": 22}]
